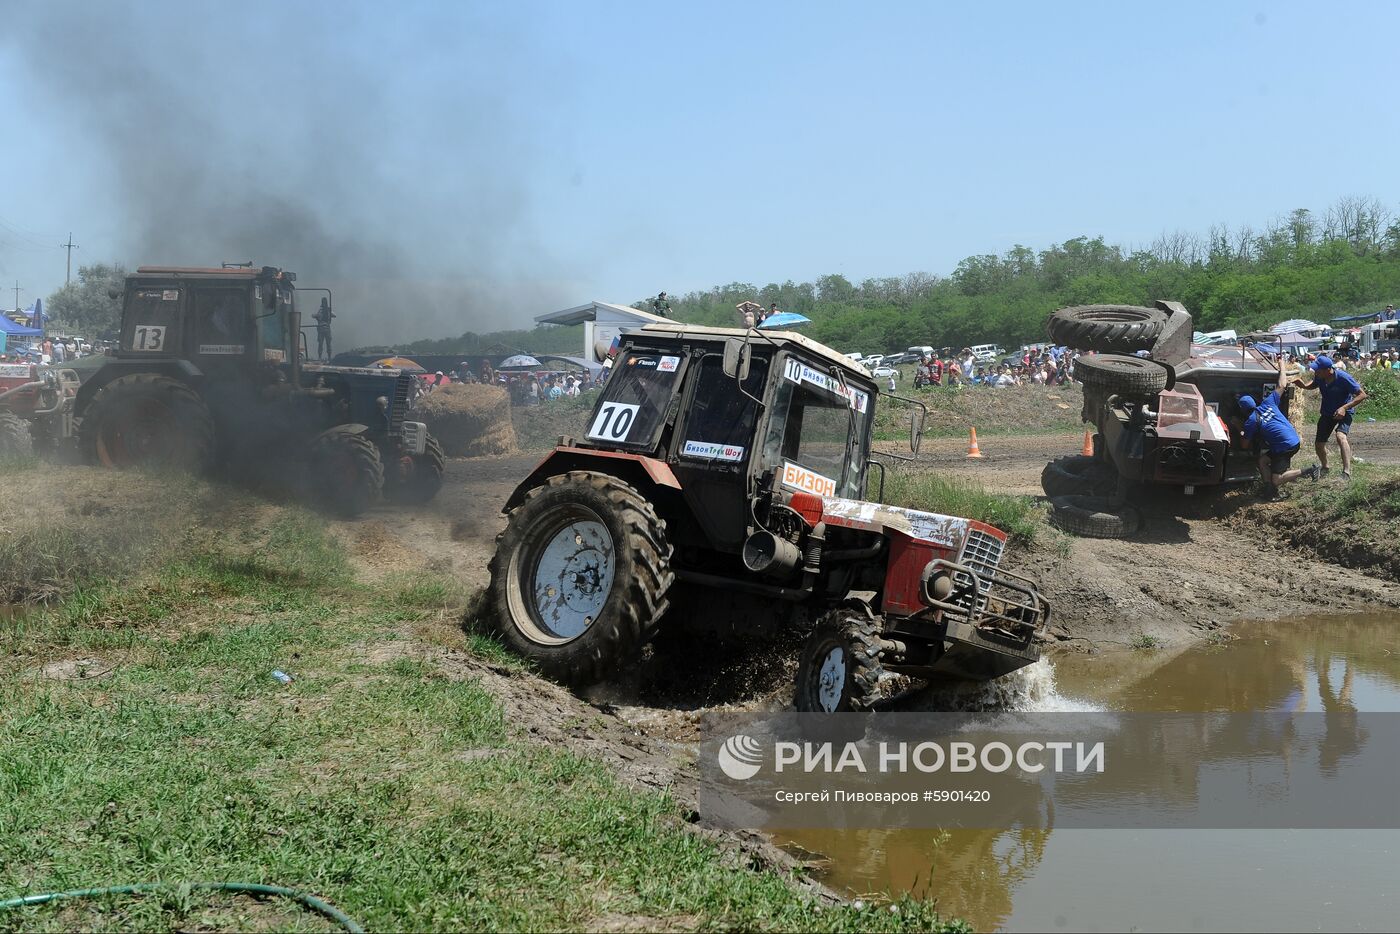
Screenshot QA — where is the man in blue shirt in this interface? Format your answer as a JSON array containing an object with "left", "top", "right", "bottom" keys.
[
  {"left": 1293, "top": 354, "right": 1368, "bottom": 481},
  {"left": 1238, "top": 353, "right": 1320, "bottom": 498}
]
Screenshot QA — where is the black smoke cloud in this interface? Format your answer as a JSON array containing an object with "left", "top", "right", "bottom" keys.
[{"left": 2, "top": 2, "right": 576, "bottom": 346}]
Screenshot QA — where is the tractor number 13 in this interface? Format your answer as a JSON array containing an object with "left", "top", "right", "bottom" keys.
[
  {"left": 587, "top": 402, "right": 640, "bottom": 442},
  {"left": 132, "top": 325, "right": 167, "bottom": 351}
]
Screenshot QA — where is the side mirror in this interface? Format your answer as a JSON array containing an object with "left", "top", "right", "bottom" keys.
[
  {"left": 910, "top": 406, "right": 925, "bottom": 454},
  {"left": 107, "top": 288, "right": 121, "bottom": 300},
  {"left": 722, "top": 337, "right": 751, "bottom": 380}
]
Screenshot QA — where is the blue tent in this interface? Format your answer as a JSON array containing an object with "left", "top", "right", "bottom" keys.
[
  {"left": 1330, "top": 312, "right": 1382, "bottom": 323},
  {"left": 0, "top": 316, "right": 43, "bottom": 337}
]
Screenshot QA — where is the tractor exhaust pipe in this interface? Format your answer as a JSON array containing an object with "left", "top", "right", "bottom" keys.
[{"left": 288, "top": 308, "right": 302, "bottom": 387}]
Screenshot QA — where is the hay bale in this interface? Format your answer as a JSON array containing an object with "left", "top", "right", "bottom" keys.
[{"left": 415, "top": 383, "right": 517, "bottom": 457}]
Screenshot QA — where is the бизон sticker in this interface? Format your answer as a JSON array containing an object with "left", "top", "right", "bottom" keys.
[{"left": 681, "top": 440, "right": 745, "bottom": 462}]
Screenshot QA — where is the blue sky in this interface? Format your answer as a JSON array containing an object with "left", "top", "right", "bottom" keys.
[{"left": 2, "top": 1, "right": 1397, "bottom": 342}]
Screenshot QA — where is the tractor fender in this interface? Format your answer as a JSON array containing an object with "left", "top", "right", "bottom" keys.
[
  {"left": 73, "top": 359, "right": 204, "bottom": 418},
  {"left": 504, "top": 446, "right": 681, "bottom": 512},
  {"left": 318, "top": 423, "right": 371, "bottom": 437}
]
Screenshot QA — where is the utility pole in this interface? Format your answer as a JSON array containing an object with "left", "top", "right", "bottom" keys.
[
  {"left": 11, "top": 281, "right": 20, "bottom": 315},
  {"left": 60, "top": 233, "right": 79, "bottom": 284}
]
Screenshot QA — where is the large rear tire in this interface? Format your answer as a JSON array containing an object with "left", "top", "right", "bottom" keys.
[
  {"left": 485, "top": 471, "right": 674, "bottom": 687},
  {"left": 79, "top": 374, "right": 214, "bottom": 471},
  {"left": 385, "top": 433, "right": 445, "bottom": 505},
  {"left": 310, "top": 427, "right": 385, "bottom": 518},
  {"left": 0, "top": 411, "right": 33, "bottom": 459},
  {"left": 794, "top": 610, "right": 883, "bottom": 712},
  {"left": 1040, "top": 454, "right": 1116, "bottom": 498},
  {"left": 1072, "top": 354, "right": 1169, "bottom": 395},
  {"left": 1049, "top": 494, "right": 1142, "bottom": 539},
  {"left": 1048, "top": 305, "right": 1168, "bottom": 354}
]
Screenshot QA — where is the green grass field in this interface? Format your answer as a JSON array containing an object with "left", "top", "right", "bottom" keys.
[{"left": 1, "top": 510, "right": 966, "bottom": 932}]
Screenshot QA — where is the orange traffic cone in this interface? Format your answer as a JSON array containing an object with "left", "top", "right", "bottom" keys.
[
  {"left": 1081, "top": 428, "right": 1095, "bottom": 457},
  {"left": 966, "top": 427, "right": 984, "bottom": 458}
]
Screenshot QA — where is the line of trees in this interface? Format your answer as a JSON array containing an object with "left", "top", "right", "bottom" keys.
[{"left": 633, "top": 196, "right": 1400, "bottom": 354}]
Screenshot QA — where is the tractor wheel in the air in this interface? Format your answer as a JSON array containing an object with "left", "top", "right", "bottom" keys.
[
  {"left": 485, "top": 471, "right": 674, "bottom": 688},
  {"left": 1048, "top": 494, "right": 1142, "bottom": 539},
  {"left": 1072, "top": 353, "right": 1170, "bottom": 395},
  {"left": 310, "top": 426, "right": 385, "bottom": 518},
  {"left": 1048, "top": 304, "right": 1168, "bottom": 354},
  {"left": 1040, "top": 454, "right": 1117, "bottom": 498},
  {"left": 794, "top": 609, "right": 884, "bottom": 713},
  {"left": 0, "top": 411, "right": 33, "bottom": 460},
  {"left": 80, "top": 374, "right": 214, "bottom": 471},
  {"left": 385, "top": 433, "right": 445, "bottom": 505}
]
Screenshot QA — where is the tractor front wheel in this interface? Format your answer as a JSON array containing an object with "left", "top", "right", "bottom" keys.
[
  {"left": 385, "top": 433, "right": 445, "bottom": 505},
  {"left": 794, "top": 610, "right": 884, "bottom": 712},
  {"left": 310, "top": 427, "right": 385, "bottom": 518},
  {"left": 80, "top": 374, "right": 213, "bottom": 471},
  {"left": 485, "top": 471, "right": 674, "bottom": 688},
  {"left": 0, "top": 411, "right": 33, "bottom": 460}
]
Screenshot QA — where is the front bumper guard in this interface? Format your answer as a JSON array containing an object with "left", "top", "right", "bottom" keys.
[{"left": 921, "top": 558, "right": 1050, "bottom": 644}]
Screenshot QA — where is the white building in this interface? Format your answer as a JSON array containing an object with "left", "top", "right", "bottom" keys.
[{"left": 535, "top": 301, "right": 671, "bottom": 366}]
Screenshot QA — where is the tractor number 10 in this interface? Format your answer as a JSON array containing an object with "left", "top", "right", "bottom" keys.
[{"left": 587, "top": 402, "right": 640, "bottom": 442}]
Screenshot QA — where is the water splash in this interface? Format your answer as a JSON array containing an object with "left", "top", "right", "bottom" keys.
[{"left": 905, "top": 659, "right": 1103, "bottom": 712}]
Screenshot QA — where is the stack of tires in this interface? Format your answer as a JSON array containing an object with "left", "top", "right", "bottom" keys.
[{"left": 1043, "top": 305, "right": 1176, "bottom": 540}]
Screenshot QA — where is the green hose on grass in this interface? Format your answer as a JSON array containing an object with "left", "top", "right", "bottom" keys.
[{"left": 0, "top": 882, "right": 364, "bottom": 933}]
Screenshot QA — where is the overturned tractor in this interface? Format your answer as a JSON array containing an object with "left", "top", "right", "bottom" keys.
[
  {"left": 482, "top": 323, "right": 1050, "bottom": 711},
  {"left": 72, "top": 265, "right": 443, "bottom": 515}
]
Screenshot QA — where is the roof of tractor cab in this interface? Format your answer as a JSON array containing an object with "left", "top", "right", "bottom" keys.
[
  {"left": 632, "top": 322, "right": 873, "bottom": 379},
  {"left": 132, "top": 266, "right": 293, "bottom": 281}
]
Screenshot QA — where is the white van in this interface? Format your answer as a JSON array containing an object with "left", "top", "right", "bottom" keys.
[
  {"left": 969, "top": 343, "right": 1003, "bottom": 361},
  {"left": 907, "top": 345, "right": 934, "bottom": 357}
]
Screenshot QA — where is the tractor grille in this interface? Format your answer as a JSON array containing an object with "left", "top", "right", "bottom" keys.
[
  {"left": 952, "top": 528, "right": 1005, "bottom": 614},
  {"left": 391, "top": 373, "right": 412, "bottom": 430}
]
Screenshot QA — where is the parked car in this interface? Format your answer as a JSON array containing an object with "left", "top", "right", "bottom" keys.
[
  {"left": 872, "top": 364, "right": 900, "bottom": 379},
  {"left": 970, "top": 343, "right": 1003, "bottom": 361},
  {"left": 864, "top": 354, "right": 885, "bottom": 367}
]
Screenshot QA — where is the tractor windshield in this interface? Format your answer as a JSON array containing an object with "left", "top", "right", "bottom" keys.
[
  {"left": 762, "top": 355, "right": 872, "bottom": 498},
  {"left": 585, "top": 348, "right": 684, "bottom": 449}
]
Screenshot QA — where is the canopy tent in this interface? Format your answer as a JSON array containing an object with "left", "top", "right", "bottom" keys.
[
  {"left": 0, "top": 315, "right": 43, "bottom": 337},
  {"left": 758, "top": 311, "right": 812, "bottom": 329},
  {"left": 1269, "top": 318, "right": 1324, "bottom": 334}
]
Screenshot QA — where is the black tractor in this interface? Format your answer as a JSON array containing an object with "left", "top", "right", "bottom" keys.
[{"left": 72, "top": 265, "right": 444, "bottom": 515}]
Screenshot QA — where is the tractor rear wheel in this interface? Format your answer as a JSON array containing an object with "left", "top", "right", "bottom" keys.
[
  {"left": 310, "top": 427, "right": 385, "bottom": 518},
  {"left": 1041, "top": 454, "right": 1116, "bottom": 498},
  {"left": 794, "top": 610, "right": 883, "bottom": 712},
  {"left": 1048, "top": 304, "right": 1168, "bottom": 354},
  {"left": 80, "top": 374, "right": 214, "bottom": 471},
  {"left": 1072, "top": 353, "right": 1170, "bottom": 395},
  {"left": 486, "top": 471, "right": 674, "bottom": 688},
  {"left": 0, "top": 411, "right": 33, "bottom": 459},
  {"left": 385, "top": 433, "right": 445, "bottom": 505}
]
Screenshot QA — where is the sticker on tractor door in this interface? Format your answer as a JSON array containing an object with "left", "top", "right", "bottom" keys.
[
  {"left": 161, "top": 290, "right": 179, "bottom": 301},
  {"left": 658, "top": 355, "right": 680, "bottom": 372},
  {"left": 199, "top": 344, "right": 244, "bottom": 355},
  {"left": 0, "top": 364, "right": 31, "bottom": 378},
  {"left": 681, "top": 440, "right": 745, "bottom": 462},
  {"left": 781, "top": 358, "right": 869, "bottom": 413},
  {"left": 263, "top": 349, "right": 285, "bottom": 362},
  {"left": 132, "top": 325, "right": 167, "bottom": 351},
  {"left": 587, "top": 402, "right": 641, "bottom": 442},
  {"left": 781, "top": 461, "right": 837, "bottom": 497}
]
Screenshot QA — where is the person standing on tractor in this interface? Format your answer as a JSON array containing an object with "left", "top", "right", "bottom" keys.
[
  {"left": 1293, "top": 354, "right": 1368, "bottom": 481},
  {"left": 652, "top": 291, "right": 672, "bottom": 318},
  {"left": 1238, "top": 352, "right": 1320, "bottom": 499},
  {"left": 313, "top": 297, "right": 336, "bottom": 360}
]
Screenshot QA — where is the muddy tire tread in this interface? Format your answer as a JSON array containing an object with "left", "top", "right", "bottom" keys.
[
  {"left": 1048, "top": 304, "right": 1168, "bottom": 354},
  {"left": 485, "top": 471, "right": 674, "bottom": 688},
  {"left": 0, "top": 411, "right": 32, "bottom": 458},
  {"left": 1072, "top": 353, "right": 1170, "bottom": 395},
  {"left": 794, "top": 609, "right": 883, "bottom": 712},
  {"left": 79, "top": 373, "right": 214, "bottom": 471},
  {"left": 1049, "top": 494, "right": 1142, "bottom": 539},
  {"left": 385, "top": 433, "right": 446, "bottom": 504},
  {"left": 311, "top": 427, "right": 385, "bottom": 517}
]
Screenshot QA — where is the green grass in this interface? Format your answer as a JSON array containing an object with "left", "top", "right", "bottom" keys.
[
  {"left": 881, "top": 470, "right": 1041, "bottom": 544},
  {"left": 1357, "top": 368, "right": 1400, "bottom": 420},
  {"left": 0, "top": 513, "right": 966, "bottom": 932}
]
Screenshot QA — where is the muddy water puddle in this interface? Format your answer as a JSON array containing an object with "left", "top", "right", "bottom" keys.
[{"left": 780, "top": 612, "right": 1400, "bottom": 932}]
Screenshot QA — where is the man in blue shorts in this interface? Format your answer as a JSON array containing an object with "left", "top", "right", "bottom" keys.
[
  {"left": 1293, "top": 354, "right": 1368, "bottom": 481},
  {"left": 1238, "top": 353, "right": 1320, "bottom": 498}
]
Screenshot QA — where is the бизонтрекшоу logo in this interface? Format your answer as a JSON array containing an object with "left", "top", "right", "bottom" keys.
[{"left": 717, "top": 734, "right": 763, "bottom": 780}]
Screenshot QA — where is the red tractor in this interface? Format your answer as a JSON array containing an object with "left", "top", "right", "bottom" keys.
[
  {"left": 483, "top": 324, "right": 1050, "bottom": 711},
  {"left": 0, "top": 361, "right": 81, "bottom": 459}
]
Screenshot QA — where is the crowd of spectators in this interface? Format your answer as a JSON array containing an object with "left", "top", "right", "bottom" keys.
[
  {"left": 911, "top": 347, "right": 1079, "bottom": 389},
  {"left": 408, "top": 360, "right": 597, "bottom": 406}
]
